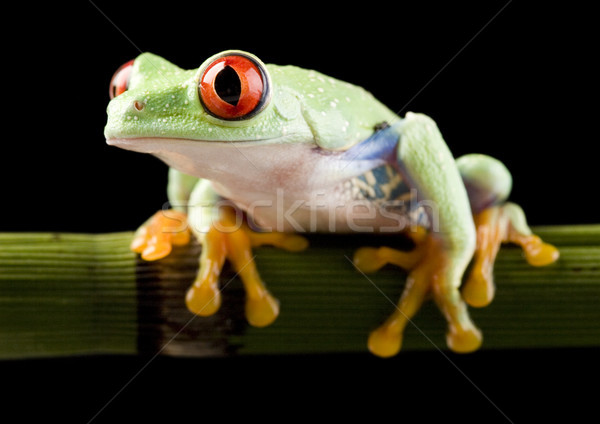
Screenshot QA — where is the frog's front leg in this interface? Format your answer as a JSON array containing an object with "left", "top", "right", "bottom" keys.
[
  {"left": 185, "top": 204, "right": 280, "bottom": 326},
  {"left": 185, "top": 201, "right": 307, "bottom": 327},
  {"left": 185, "top": 179, "right": 309, "bottom": 327},
  {"left": 132, "top": 170, "right": 307, "bottom": 327}
]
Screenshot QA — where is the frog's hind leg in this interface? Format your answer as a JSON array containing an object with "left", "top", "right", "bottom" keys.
[{"left": 458, "top": 154, "right": 559, "bottom": 307}]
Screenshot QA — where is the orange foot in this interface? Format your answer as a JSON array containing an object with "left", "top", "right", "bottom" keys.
[
  {"left": 185, "top": 206, "right": 308, "bottom": 327},
  {"left": 353, "top": 202, "right": 559, "bottom": 358},
  {"left": 354, "top": 228, "right": 482, "bottom": 357},
  {"left": 462, "top": 202, "right": 559, "bottom": 308},
  {"left": 130, "top": 209, "right": 190, "bottom": 260}
]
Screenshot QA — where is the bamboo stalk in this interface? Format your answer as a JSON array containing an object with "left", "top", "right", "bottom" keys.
[{"left": 1, "top": 225, "right": 599, "bottom": 359}]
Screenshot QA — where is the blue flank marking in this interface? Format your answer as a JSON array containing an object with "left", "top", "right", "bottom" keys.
[{"left": 341, "top": 122, "right": 401, "bottom": 164}]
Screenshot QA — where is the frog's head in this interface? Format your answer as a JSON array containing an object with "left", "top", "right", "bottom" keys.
[
  {"left": 105, "top": 50, "right": 396, "bottom": 181},
  {"left": 105, "top": 50, "right": 397, "bottom": 145}
]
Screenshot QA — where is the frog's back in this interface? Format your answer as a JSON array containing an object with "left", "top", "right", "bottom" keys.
[{"left": 267, "top": 63, "right": 399, "bottom": 151}]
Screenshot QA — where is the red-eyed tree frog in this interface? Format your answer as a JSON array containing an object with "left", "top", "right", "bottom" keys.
[{"left": 105, "top": 50, "right": 559, "bottom": 357}]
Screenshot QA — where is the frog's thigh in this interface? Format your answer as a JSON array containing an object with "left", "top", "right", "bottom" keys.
[{"left": 457, "top": 153, "right": 512, "bottom": 214}]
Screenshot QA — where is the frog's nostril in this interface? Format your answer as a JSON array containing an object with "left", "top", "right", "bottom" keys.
[{"left": 133, "top": 100, "right": 145, "bottom": 111}]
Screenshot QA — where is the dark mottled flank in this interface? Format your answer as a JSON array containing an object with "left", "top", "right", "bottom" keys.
[{"left": 354, "top": 164, "right": 410, "bottom": 202}]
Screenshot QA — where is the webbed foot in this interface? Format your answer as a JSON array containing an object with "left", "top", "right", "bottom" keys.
[
  {"left": 186, "top": 207, "right": 308, "bottom": 327},
  {"left": 354, "top": 228, "right": 482, "bottom": 357},
  {"left": 462, "top": 203, "right": 559, "bottom": 308},
  {"left": 130, "top": 209, "right": 190, "bottom": 260},
  {"left": 355, "top": 203, "right": 559, "bottom": 357}
]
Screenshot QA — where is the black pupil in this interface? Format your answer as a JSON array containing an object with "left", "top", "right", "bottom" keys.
[{"left": 215, "top": 66, "right": 241, "bottom": 106}]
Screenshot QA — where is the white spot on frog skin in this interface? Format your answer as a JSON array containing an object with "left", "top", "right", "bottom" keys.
[
  {"left": 341, "top": 120, "right": 350, "bottom": 132},
  {"left": 330, "top": 101, "right": 337, "bottom": 108},
  {"left": 127, "top": 116, "right": 132, "bottom": 120},
  {"left": 321, "top": 111, "right": 327, "bottom": 117},
  {"left": 307, "top": 93, "right": 314, "bottom": 98},
  {"left": 163, "top": 118, "right": 168, "bottom": 122},
  {"left": 317, "top": 87, "right": 324, "bottom": 93},
  {"left": 134, "top": 116, "right": 139, "bottom": 121},
  {"left": 208, "top": 128, "right": 213, "bottom": 132},
  {"left": 184, "top": 100, "right": 189, "bottom": 105},
  {"left": 165, "top": 104, "right": 169, "bottom": 108}
]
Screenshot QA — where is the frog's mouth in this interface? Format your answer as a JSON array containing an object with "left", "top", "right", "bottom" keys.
[
  {"left": 107, "top": 136, "right": 274, "bottom": 177},
  {"left": 106, "top": 136, "right": 278, "bottom": 153},
  {"left": 106, "top": 135, "right": 329, "bottom": 185}
]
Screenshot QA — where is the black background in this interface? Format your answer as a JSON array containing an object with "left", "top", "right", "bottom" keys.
[{"left": 2, "top": 1, "right": 597, "bottom": 422}]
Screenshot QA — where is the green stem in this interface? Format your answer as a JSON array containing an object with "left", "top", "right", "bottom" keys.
[
  {"left": 0, "top": 233, "right": 137, "bottom": 359},
  {"left": 1, "top": 225, "right": 599, "bottom": 359}
]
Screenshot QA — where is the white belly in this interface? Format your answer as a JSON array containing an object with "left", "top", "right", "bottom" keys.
[{"left": 214, "top": 180, "right": 416, "bottom": 234}]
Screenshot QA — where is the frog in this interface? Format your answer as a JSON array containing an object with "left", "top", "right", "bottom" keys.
[{"left": 104, "top": 50, "right": 559, "bottom": 357}]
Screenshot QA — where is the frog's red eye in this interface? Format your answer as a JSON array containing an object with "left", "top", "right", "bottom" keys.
[
  {"left": 199, "top": 54, "right": 269, "bottom": 120},
  {"left": 109, "top": 59, "right": 134, "bottom": 99}
]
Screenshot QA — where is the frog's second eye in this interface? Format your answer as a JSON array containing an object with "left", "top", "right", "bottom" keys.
[
  {"left": 199, "top": 54, "right": 269, "bottom": 120},
  {"left": 109, "top": 60, "right": 134, "bottom": 99}
]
